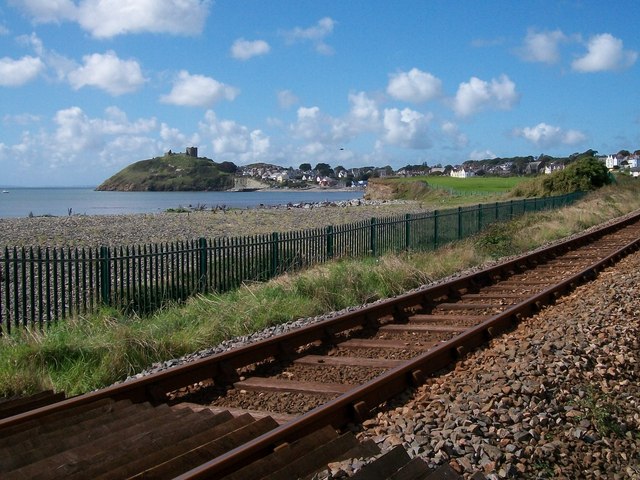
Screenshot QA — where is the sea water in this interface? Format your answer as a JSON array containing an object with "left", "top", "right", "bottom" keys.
[{"left": 0, "top": 188, "right": 364, "bottom": 218}]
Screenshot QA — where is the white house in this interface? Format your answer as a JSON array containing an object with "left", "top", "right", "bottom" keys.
[
  {"left": 450, "top": 167, "right": 475, "bottom": 178},
  {"left": 605, "top": 155, "right": 618, "bottom": 169}
]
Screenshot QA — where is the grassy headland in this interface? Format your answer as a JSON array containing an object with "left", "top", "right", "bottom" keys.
[
  {"left": 2, "top": 177, "right": 640, "bottom": 398},
  {"left": 95, "top": 153, "right": 235, "bottom": 191}
]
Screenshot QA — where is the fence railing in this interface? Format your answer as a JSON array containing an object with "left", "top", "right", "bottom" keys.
[{"left": 0, "top": 192, "right": 584, "bottom": 334}]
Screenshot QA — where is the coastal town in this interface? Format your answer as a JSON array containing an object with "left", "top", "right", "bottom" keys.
[{"left": 234, "top": 149, "right": 640, "bottom": 188}]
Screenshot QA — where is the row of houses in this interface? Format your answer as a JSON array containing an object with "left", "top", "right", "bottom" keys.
[{"left": 235, "top": 153, "right": 637, "bottom": 185}]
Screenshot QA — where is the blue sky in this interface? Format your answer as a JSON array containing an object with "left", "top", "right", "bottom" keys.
[{"left": 1, "top": 1, "right": 638, "bottom": 186}]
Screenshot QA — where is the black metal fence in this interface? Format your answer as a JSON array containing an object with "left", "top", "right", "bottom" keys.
[{"left": 0, "top": 192, "right": 584, "bottom": 333}]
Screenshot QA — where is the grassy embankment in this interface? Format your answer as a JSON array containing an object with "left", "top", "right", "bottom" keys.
[{"left": 2, "top": 177, "right": 639, "bottom": 398}]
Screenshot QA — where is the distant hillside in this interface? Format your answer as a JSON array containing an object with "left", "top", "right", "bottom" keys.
[{"left": 96, "top": 154, "right": 236, "bottom": 191}]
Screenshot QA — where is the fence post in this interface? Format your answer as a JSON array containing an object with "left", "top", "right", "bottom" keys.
[
  {"left": 198, "top": 237, "right": 208, "bottom": 292},
  {"left": 405, "top": 214, "right": 411, "bottom": 250},
  {"left": 370, "top": 218, "right": 377, "bottom": 256},
  {"left": 495, "top": 202, "right": 499, "bottom": 221},
  {"left": 477, "top": 204, "right": 482, "bottom": 233},
  {"left": 271, "top": 232, "right": 279, "bottom": 277},
  {"left": 326, "top": 225, "right": 334, "bottom": 259},
  {"left": 99, "top": 246, "right": 111, "bottom": 306},
  {"left": 457, "top": 207, "right": 463, "bottom": 240},
  {"left": 433, "top": 210, "right": 439, "bottom": 249}
]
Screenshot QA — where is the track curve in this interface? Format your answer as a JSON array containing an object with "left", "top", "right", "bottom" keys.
[{"left": 3, "top": 211, "right": 640, "bottom": 479}]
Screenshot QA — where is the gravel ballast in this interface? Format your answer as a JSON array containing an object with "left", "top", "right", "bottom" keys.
[{"left": 356, "top": 249, "right": 640, "bottom": 479}]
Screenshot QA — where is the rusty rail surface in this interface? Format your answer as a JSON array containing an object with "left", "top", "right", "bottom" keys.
[{"left": 2, "top": 211, "right": 640, "bottom": 479}]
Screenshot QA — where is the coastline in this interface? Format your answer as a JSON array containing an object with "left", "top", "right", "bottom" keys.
[{"left": 0, "top": 199, "right": 426, "bottom": 248}]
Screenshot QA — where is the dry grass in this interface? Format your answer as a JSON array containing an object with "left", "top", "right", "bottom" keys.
[{"left": 3, "top": 178, "right": 640, "bottom": 397}]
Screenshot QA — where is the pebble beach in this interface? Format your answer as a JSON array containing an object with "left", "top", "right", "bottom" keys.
[{"left": 0, "top": 200, "right": 426, "bottom": 248}]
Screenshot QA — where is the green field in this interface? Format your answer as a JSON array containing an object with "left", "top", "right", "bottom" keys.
[{"left": 401, "top": 175, "right": 528, "bottom": 193}]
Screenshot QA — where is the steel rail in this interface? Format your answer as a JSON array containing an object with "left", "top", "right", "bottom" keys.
[
  {"left": 2, "top": 211, "right": 640, "bottom": 479},
  {"left": 175, "top": 214, "right": 640, "bottom": 479},
  {"left": 1, "top": 212, "right": 638, "bottom": 432}
]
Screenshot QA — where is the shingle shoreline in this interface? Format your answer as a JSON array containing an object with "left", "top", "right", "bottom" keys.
[{"left": 0, "top": 200, "right": 426, "bottom": 248}]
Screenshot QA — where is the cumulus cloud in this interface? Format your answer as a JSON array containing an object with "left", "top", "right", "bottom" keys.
[
  {"left": 277, "top": 89, "right": 299, "bottom": 109},
  {"left": 387, "top": 68, "right": 442, "bottom": 103},
  {"left": 0, "top": 55, "right": 44, "bottom": 86},
  {"left": 52, "top": 106, "right": 157, "bottom": 153},
  {"left": 441, "top": 121, "right": 468, "bottom": 148},
  {"left": 518, "top": 29, "right": 567, "bottom": 64},
  {"left": 572, "top": 33, "right": 638, "bottom": 72},
  {"left": 161, "top": 71, "right": 239, "bottom": 107},
  {"left": 283, "top": 17, "right": 336, "bottom": 55},
  {"left": 231, "top": 38, "right": 270, "bottom": 60},
  {"left": 67, "top": 51, "right": 146, "bottom": 95},
  {"left": 292, "top": 106, "right": 326, "bottom": 141},
  {"left": 11, "top": 0, "right": 211, "bottom": 38},
  {"left": 349, "top": 91, "right": 379, "bottom": 123},
  {"left": 452, "top": 75, "right": 519, "bottom": 117},
  {"left": 382, "top": 108, "right": 432, "bottom": 149},
  {"left": 513, "top": 122, "right": 586, "bottom": 148},
  {"left": 198, "top": 110, "right": 270, "bottom": 162},
  {"left": 0, "top": 104, "right": 162, "bottom": 186}
]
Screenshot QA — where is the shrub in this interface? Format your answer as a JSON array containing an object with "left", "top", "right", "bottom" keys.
[{"left": 511, "top": 157, "right": 611, "bottom": 197}]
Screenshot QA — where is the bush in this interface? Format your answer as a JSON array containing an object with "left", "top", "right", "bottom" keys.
[{"left": 511, "top": 157, "right": 611, "bottom": 197}]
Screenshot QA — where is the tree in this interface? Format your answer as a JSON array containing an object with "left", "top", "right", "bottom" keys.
[
  {"left": 314, "top": 162, "right": 333, "bottom": 176},
  {"left": 217, "top": 161, "right": 237, "bottom": 174},
  {"left": 299, "top": 163, "right": 312, "bottom": 171},
  {"left": 617, "top": 149, "right": 631, "bottom": 158}
]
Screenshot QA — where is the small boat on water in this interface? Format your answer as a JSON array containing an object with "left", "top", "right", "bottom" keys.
[{"left": 1, "top": 190, "right": 8, "bottom": 194}]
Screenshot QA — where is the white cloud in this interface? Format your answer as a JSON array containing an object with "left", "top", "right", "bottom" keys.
[
  {"left": 347, "top": 92, "right": 380, "bottom": 132},
  {"left": 469, "top": 149, "right": 497, "bottom": 160},
  {"left": 199, "top": 110, "right": 270, "bottom": 162},
  {"left": 3, "top": 113, "right": 41, "bottom": 126},
  {"left": 283, "top": 17, "right": 336, "bottom": 55},
  {"left": 0, "top": 105, "right": 177, "bottom": 184},
  {"left": 52, "top": 106, "right": 157, "bottom": 152},
  {"left": 292, "top": 106, "right": 326, "bottom": 141},
  {"left": 9, "top": 0, "right": 77, "bottom": 23},
  {"left": 11, "top": 0, "right": 211, "bottom": 38},
  {"left": 382, "top": 108, "right": 432, "bottom": 149},
  {"left": 67, "top": 51, "right": 146, "bottom": 95},
  {"left": 572, "top": 33, "right": 638, "bottom": 72},
  {"left": 290, "top": 94, "right": 380, "bottom": 148},
  {"left": 0, "top": 55, "right": 44, "bottom": 86},
  {"left": 452, "top": 75, "right": 519, "bottom": 117},
  {"left": 387, "top": 68, "right": 442, "bottom": 103},
  {"left": 231, "top": 38, "right": 270, "bottom": 60},
  {"left": 17, "top": 33, "right": 76, "bottom": 82},
  {"left": 441, "top": 121, "right": 468, "bottom": 148},
  {"left": 277, "top": 89, "right": 299, "bottom": 109},
  {"left": 161, "top": 71, "right": 239, "bottom": 107},
  {"left": 513, "top": 122, "right": 587, "bottom": 148},
  {"left": 518, "top": 29, "right": 567, "bottom": 64}
]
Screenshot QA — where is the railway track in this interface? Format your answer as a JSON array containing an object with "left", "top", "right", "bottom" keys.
[{"left": 3, "top": 211, "right": 640, "bottom": 479}]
